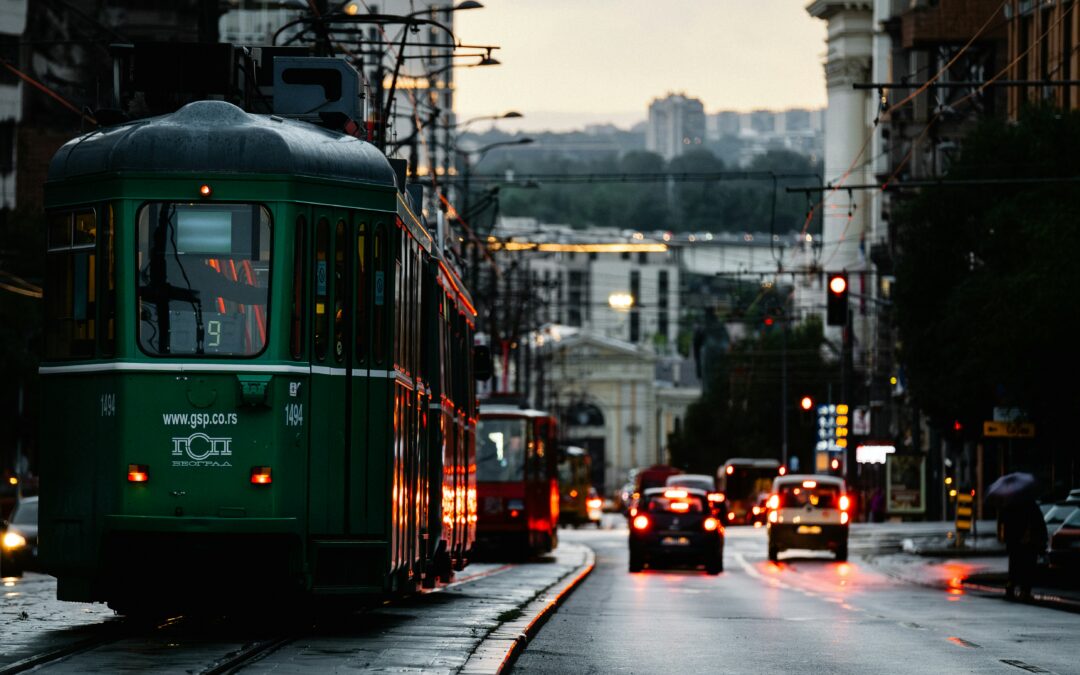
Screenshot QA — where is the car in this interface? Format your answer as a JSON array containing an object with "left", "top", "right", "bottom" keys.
[
  {"left": 666, "top": 473, "right": 728, "bottom": 517},
  {"left": 1, "top": 496, "right": 38, "bottom": 577},
  {"left": 628, "top": 487, "right": 724, "bottom": 575},
  {"left": 1044, "top": 503, "right": 1079, "bottom": 536},
  {"left": 1048, "top": 508, "right": 1080, "bottom": 570},
  {"left": 586, "top": 487, "right": 603, "bottom": 528},
  {"left": 766, "top": 475, "right": 850, "bottom": 562}
]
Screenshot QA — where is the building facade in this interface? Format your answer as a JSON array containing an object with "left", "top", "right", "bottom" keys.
[{"left": 646, "top": 92, "right": 706, "bottom": 160}]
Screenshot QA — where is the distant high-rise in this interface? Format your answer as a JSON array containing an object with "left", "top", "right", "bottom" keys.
[{"left": 646, "top": 93, "right": 706, "bottom": 160}]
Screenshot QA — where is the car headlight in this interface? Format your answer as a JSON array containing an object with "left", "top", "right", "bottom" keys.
[{"left": 2, "top": 531, "right": 27, "bottom": 550}]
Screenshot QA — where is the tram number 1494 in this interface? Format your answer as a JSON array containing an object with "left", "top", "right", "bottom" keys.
[{"left": 284, "top": 403, "right": 304, "bottom": 427}]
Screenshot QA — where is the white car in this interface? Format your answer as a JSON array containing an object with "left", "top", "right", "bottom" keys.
[{"left": 766, "top": 474, "right": 850, "bottom": 562}]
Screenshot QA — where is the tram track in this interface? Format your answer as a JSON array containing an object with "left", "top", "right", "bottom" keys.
[{"left": 2, "top": 563, "right": 519, "bottom": 674}]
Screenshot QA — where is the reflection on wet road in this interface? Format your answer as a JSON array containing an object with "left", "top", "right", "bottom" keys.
[{"left": 512, "top": 522, "right": 1080, "bottom": 674}]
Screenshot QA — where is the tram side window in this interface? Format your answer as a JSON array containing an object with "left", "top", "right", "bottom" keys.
[
  {"left": 373, "top": 223, "right": 386, "bottom": 365},
  {"left": 355, "top": 222, "right": 367, "bottom": 363},
  {"left": 45, "top": 210, "right": 97, "bottom": 360},
  {"left": 314, "top": 217, "right": 329, "bottom": 361},
  {"left": 290, "top": 215, "right": 307, "bottom": 360},
  {"left": 101, "top": 205, "right": 116, "bottom": 357},
  {"left": 136, "top": 202, "right": 271, "bottom": 357},
  {"left": 333, "top": 219, "right": 346, "bottom": 363}
]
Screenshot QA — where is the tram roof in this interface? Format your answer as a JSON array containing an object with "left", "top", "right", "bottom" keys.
[{"left": 47, "top": 100, "right": 398, "bottom": 187}]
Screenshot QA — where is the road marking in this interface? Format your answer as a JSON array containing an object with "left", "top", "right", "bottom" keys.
[{"left": 1000, "top": 659, "right": 1052, "bottom": 673}]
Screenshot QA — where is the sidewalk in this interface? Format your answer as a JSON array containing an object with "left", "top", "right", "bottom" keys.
[{"left": 862, "top": 549, "right": 1080, "bottom": 613}]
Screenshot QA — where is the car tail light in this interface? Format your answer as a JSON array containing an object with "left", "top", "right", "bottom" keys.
[
  {"left": 664, "top": 489, "right": 688, "bottom": 499},
  {"left": 726, "top": 466, "right": 734, "bottom": 475},
  {"left": 632, "top": 515, "right": 650, "bottom": 530},
  {"left": 670, "top": 501, "right": 690, "bottom": 512},
  {"left": 841, "top": 511, "right": 850, "bottom": 525},
  {"left": 752, "top": 506, "right": 761, "bottom": 515},
  {"left": 250, "top": 466, "right": 272, "bottom": 485},
  {"left": 839, "top": 494, "right": 851, "bottom": 511},
  {"left": 704, "top": 517, "right": 720, "bottom": 531},
  {"left": 778, "top": 466, "right": 787, "bottom": 476},
  {"left": 128, "top": 464, "right": 149, "bottom": 483},
  {"left": 802, "top": 480, "right": 817, "bottom": 488},
  {"left": 727, "top": 512, "right": 735, "bottom": 521},
  {"left": 587, "top": 498, "right": 603, "bottom": 509},
  {"left": 629, "top": 507, "right": 638, "bottom": 517},
  {"left": 708, "top": 492, "right": 725, "bottom": 503},
  {"left": 769, "top": 510, "right": 778, "bottom": 524},
  {"left": 766, "top": 494, "right": 780, "bottom": 510}
]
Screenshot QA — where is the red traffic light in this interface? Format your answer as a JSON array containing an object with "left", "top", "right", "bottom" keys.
[
  {"left": 764, "top": 316, "right": 775, "bottom": 327},
  {"left": 829, "top": 275, "right": 847, "bottom": 294},
  {"left": 799, "top": 396, "right": 813, "bottom": 411}
]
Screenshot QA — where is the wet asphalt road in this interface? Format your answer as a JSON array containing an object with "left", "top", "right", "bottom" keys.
[{"left": 512, "top": 522, "right": 1080, "bottom": 675}]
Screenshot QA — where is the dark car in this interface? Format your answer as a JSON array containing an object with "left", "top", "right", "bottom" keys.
[
  {"left": 1048, "top": 508, "right": 1080, "bottom": 570},
  {"left": 1, "top": 495, "right": 38, "bottom": 577},
  {"left": 628, "top": 487, "right": 724, "bottom": 575}
]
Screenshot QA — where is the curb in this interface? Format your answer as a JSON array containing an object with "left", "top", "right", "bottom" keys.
[{"left": 460, "top": 545, "right": 596, "bottom": 675}]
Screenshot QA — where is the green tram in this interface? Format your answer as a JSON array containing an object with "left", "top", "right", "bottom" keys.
[{"left": 38, "top": 100, "right": 480, "bottom": 610}]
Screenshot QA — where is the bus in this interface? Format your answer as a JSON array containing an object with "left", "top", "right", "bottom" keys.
[
  {"left": 475, "top": 405, "right": 559, "bottom": 557},
  {"left": 558, "top": 446, "right": 600, "bottom": 528},
  {"left": 716, "top": 458, "right": 782, "bottom": 525}
]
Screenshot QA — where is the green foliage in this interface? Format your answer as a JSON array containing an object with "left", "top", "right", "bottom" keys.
[
  {"left": 892, "top": 106, "right": 1080, "bottom": 442},
  {"left": 669, "top": 315, "right": 839, "bottom": 474},
  {"left": 485, "top": 147, "right": 821, "bottom": 234}
]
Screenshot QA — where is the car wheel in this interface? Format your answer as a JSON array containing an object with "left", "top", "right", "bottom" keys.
[
  {"left": 705, "top": 552, "right": 723, "bottom": 575},
  {"left": 835, "top": 545, "right": 848, "bottom": 562},
  {"left": 629, "top": 550, "right": 644, "bottom": 573},
  {"left": 768, "top": 544, "right": 779, "bottom": 563}
]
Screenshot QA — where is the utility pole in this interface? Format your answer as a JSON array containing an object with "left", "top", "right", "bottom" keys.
[{"left": 780, "top": 316, "right": 789, "bottom": 468}]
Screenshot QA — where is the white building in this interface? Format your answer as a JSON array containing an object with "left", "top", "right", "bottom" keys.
[{"left": 646, "top": 93, "right": 706, "bottom": 160}]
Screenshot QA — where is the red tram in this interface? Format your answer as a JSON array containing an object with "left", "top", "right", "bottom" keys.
[{"left": 475, "top": 404, "right": 559, "bottom": 557}]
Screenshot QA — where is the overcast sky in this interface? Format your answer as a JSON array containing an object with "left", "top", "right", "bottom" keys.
[{"left": 450, "top": 0, "right": 829, "bottom": 133}]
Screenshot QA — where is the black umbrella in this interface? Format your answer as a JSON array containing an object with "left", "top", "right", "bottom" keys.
[{"left": 985, "top": 472, "right": 1037, "bottom": 504}]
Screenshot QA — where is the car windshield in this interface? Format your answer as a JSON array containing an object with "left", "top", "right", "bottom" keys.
[
  {"left": 1045, "top": 505, "right": 1078, "bottom": 525},
  {"left": 645, "top": 493, "right": 706, "bottom": 514},
  {"left": 667, "top": 476, "right": 714, "bottom": 492},
  {"left": 12, "top": 500, "right": 37, "bottom": 525},
  {"left": 477, "top": 418, "right": 527, "bottom": 482},
  {"left": 1060, "top": 508, "right": 1080, "bottom": 528},
  {"left": 778, "top": 483, "right": 840, "bottom": 509}
]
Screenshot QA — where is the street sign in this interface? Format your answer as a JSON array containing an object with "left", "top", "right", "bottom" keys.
[
  {"left": 982, "top": 420, "right": 1035, "bottom": 438},
  {"left": 993, "top": 407, "right": 1027, "bottom": 422}
]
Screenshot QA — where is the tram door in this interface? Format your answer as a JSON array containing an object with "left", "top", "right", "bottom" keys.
[{"left": 308, "top": 210, "right": 352, "bottom": 535}]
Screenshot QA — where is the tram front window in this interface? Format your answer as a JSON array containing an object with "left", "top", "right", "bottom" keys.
[
  {"left": 477, "top": 418, "right": 527, "bottom": 482},
  {"left": 137, "top": 203, "right": 271, "bottom": 357}
]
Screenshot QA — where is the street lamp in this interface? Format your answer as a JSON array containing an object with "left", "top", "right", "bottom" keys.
[{"left": 455, "top": 110, "right": 523, "bottom": 133}]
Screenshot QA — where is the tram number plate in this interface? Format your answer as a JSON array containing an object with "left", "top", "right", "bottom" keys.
[
  {"left": 661, "top": 536, "right": 691, "bottom": 546},
  {"left": 797, "top": 525, "right": 822, "bottom": 534}
]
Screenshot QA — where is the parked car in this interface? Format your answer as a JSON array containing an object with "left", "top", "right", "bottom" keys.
[
  {"left": 1048, "top": 508, "right": 1080, "bottom": 570},
  {"left": 1, "top": 496, "right": 38, "bottom": 577},
  {"left": 766, "top": 475, "right": 851, "bottom": 562},
  {"left": 629, "top": 487, "right": 724, "bottom": 574},
  {"left": 1044, "top": 503, "right": 1079, "bottom": 535}
]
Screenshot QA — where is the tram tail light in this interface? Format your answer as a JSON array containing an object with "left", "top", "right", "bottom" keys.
[
  {"left": 704, "top": 517, "right": 720, "bottom": 532},
  {"left": 127, "top": 464, "right": 149, "bottom": 483},
  {"left": 250, "top": 467, "right": 273, "bottom": 485},
  {"left": 632, "top": 515, "right": 650, "bottom": 530}
]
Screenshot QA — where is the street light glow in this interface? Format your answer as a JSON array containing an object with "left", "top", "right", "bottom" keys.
[{"left": 608, "top": 292, "right": 634, "bottom": 311}]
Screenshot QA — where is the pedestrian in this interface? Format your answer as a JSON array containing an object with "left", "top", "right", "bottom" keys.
[
  {"left": 1000, "top": 493, "right": 1048, "bottom": 601},
  {"left": 869, "top": 487, "right": 885, "bottom": 523}
]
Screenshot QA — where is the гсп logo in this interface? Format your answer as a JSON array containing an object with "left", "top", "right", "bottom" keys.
[{"left": 172, "top": 432, "right": 232, "bottom": 461}]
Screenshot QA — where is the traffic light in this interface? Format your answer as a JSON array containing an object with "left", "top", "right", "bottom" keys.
[
  {"left": 826, "top": 273, "right": 848, "bottom": 326},
  {"left": 799, "top": 395, "right": 813, "bottom": 411}
]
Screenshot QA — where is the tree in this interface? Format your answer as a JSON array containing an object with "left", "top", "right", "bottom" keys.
[{"left": 892, "top": 106, "right": 1080, "bottom": 470}]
